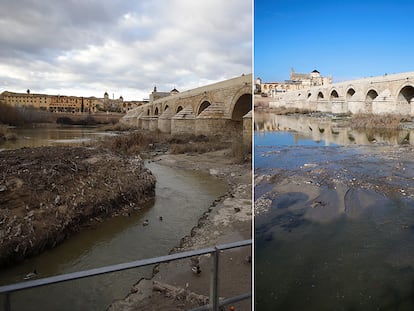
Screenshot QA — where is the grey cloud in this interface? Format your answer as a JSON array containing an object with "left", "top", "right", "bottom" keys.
[
  {"left": 0, "top": 0, "right": 252, "bottom": 100},
  {"left": 0, "top": 0, "right": 130, "bottom": 55}
]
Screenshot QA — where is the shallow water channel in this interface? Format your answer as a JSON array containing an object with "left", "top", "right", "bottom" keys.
[
  {"left": 255, "top": 115, "right": 414, "bottom": 310},
  {"left": 0, "top": 127, "right": 227, "bottom": 310},
  {"left": 0, "top": 125, "right": 117, "bottom": 150}
]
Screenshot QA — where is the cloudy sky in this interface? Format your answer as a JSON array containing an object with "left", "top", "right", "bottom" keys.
[
  {"left": 255, "top": 0, "right": 414, "bottom": 83},
  {"left": 0, "top": 0, "right": 252, "bottom": 100}
]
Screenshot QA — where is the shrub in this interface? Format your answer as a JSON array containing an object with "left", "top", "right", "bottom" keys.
[{"left": 351, "top": 113, "right": 408, "bottom": 130}]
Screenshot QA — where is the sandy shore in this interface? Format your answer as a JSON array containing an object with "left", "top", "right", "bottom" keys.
[{"left": 108, "top": 149, "right": 252, "bottom": 310}]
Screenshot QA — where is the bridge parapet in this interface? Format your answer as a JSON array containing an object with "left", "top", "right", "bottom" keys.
[
  {"left": 120, "top": 74, "right": 252, "bottom": 140},
  {"left": 271, "top": 72, "right": 414, "bottom": 116}
]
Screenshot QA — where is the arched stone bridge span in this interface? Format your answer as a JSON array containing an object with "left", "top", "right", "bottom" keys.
[
  {"left": 272, "top": 72, "right": 414, "bottom": 115},
  {"left": 121, "top": 74, "right": 252, "bottom": 142}
]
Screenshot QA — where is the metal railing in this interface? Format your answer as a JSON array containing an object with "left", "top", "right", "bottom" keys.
[{"left": 0, "top": 239, "right": 252, "bottom": 311}]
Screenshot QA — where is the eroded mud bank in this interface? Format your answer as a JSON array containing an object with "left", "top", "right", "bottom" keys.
[{"left": 0, "top": 146, "right": 156, "bottom": 266}]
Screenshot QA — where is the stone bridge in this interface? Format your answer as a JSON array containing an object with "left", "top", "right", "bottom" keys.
[
  {"left": 121, "top": 74, "right": 252, "bottom": 142},
  {"left": 271, "top": 72, "right": 414, "bottom": 116}
]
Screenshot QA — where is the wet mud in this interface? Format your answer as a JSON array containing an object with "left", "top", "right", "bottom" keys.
[{"left": 255, "top": 135, "right": 414, "bottom": 310}]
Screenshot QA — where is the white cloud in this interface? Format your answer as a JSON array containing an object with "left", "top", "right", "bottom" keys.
[{"left": 0, "top": 0, "right": 252, "bottom": 100}]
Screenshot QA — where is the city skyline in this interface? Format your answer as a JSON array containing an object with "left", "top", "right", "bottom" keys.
[
  {"left": 0, "top": 0, "right": 252, "bottom": 101},
  {"left": 255, "top": 0, "right": 414, "bottom": 83}
]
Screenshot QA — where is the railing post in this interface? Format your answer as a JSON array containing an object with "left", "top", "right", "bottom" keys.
[
  {"left": 4, "top": 293, "right": 10, "bottom": 311},
  {"left": 209, "top": 247, "right": 219, "bottom": 311}
]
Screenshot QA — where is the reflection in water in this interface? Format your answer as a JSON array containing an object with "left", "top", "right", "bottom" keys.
[
  {"left": 0, "top": 128, "right": 227, "bottom": 311},
  {"left": 255, "top": 112, "right": 413, "bottom": 145},
  {"left": 255, "top": 129, "right": 414, "bottom": 310},
  {"left": 0, "top": 126, "right": 116, "bottom": 150}
]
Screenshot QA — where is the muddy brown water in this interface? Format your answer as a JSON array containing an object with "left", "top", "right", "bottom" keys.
[
  {"left": 255, "top": 115, "right": 414, "bottom": 311},
  {"left": 0, "top": 125, "right": 117, "bottom": 150},
  {"left": 0, "top": 127, "right": 227, "bottom": 310}
]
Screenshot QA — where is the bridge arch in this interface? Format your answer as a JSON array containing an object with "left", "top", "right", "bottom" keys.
[
  {"left": 197, "top": 100, "right": 211, "bottom": 115},
  {"left": 330, "top": 89, "right": 339, "bottom": 100},
  {"left": 317, "top": 91, "right": 324, "bottom": 100},
  {"left": 231, "top": 93, "right": 251, "bottom": 121},
  {"left": 176, "top": 106, "right": 183, "bottom": 113},
  {"left": 297, "top": 92, "right": 306, "bottom": 100},
  {"left": 147, "top": 108, "right": 150, "bottom": 116},
  {"left": 229, "top": 85, "right": 252, "bottom": 121},
  {"left": 397, "top": 84, "right": 414, "bottom": 104},
  {"left": 164, "top": 104, "right": 169, "bottom": 112},
  {"left": 366, "top": 89, "right": 379, "bottom": 103},
  {"left": 154, "top": 107, "right": 159, "bottom": 116},
  {"left": 346, "top": 87, "right": 356, "bottom": 100}
]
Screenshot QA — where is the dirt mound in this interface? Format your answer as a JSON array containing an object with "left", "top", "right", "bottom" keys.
[{"left": 0, "top": 146, "right": 156, "bottom": 266}]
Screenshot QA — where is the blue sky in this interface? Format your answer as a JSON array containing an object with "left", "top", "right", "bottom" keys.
[{"left": 255, "top": 0, "right": 414, "bottom": 83}]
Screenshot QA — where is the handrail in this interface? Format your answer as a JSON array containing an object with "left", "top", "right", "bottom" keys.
[{"left": 0, "top": 239, "right": 252, "bottom": 311}]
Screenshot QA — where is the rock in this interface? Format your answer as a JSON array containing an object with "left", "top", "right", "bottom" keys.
[
  {"left": 55, "top": 195, "right": 61, "bottom": 205},
  {"left": 209, "top": 169, "right": 219, "bottom": 176}
]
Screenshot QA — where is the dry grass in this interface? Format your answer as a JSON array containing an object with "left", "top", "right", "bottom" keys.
[
  {"left": 262, "top": 107, "right": 312, "bottom": 115},
  {"left": 169, "top": 134, "right": 225, "bottom": 154},
  {"left": 102, "top": 130, "right": 169, "bottom": 155},
  {"left": 350, "top": 113, "right": 409, "bottom": 130},
  {"left": 169, "top": 140, "right": 228, "bottom": 154},
  {"left": 229, "top": 135, "right": 251, "bottom": 164},
  {"left": 101, "top": 122, "right": 137, "bottom": 132},
  {"left": 100, "top": 129, "right": 251, "bottom": 163}
]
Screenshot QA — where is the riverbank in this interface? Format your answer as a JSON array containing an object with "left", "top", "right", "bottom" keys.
[
  {"left": 0, "top": 125, "right": 17, "bottom": 141},
  {"left": 0, "top": 146, "right": 156, "bottom": 266},
  {"left": 108, "top": 149, "right": 252, "bottom": 310},
  {"left": 0, "top": 128, "right": 252, "bottom": 309},
  {"left": 254, "top": 131, "right": 414, "bottom": 309}
]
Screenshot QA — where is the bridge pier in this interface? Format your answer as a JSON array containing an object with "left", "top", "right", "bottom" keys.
[
  {"left": 120, "top": 74, "right": 252, "bottom": 143},
  {"left": 149, "top": 117, "right": 158, "bottom": 131},
  {"left": 331, "top": 101, "right": 347, "bottom": 114},
  {"left": 141, "top": 116, "right": 150, "bottom": 130},
  {"left": 195, "top": 119, "right": 240, "bottom": 137},
  {"left": 243, "top": 111, "right": 252, "bottom": 146},
  {"left": 316, "top": 100, "right": 330, "bottom": 113},
  {"left": 171, "top": 106, "right": 196, "bottom": 136},
  {"left": 347, "top": 101, "right": 367, "bottom": 114},
  {"left": 271, "top": 72, "right": 414, "bottom": 117},
  {"left": 158, "top": 108, "right": 174, "bottom": 133}
]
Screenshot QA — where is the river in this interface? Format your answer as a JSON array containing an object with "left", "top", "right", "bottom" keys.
[
  {"left": 0, "top": 125, "right": 117, "bottom": 150},
  {"left": 255, "top": 114, "right": 414, "bottom": 310},
  {"left": 0, "top": 126, "right": 227, "bottom": 310}
]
